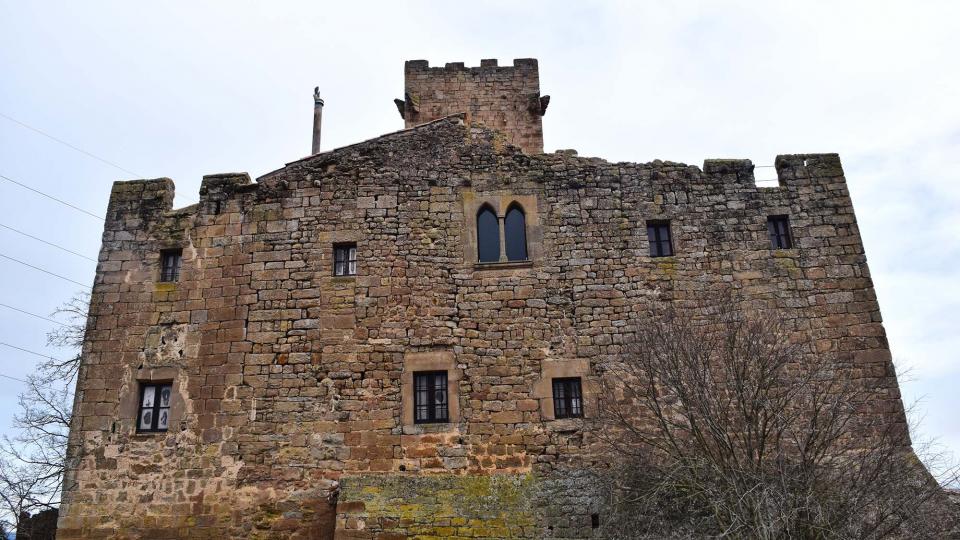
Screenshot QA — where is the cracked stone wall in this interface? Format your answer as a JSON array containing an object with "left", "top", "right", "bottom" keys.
[{"left": 58, "top": 113, "right": 907, "bottom": 539}]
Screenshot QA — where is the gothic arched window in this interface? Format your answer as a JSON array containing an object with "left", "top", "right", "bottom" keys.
[
  {"left": 477, "top": 205, "right": 500, "bottom": 263},
  {"left": 504, "top": 204, "right": 528, "bottom": 261}
]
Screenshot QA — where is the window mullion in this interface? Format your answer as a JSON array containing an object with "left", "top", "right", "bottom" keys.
[
  {"left": 153, "top": 390, "right": 161, "bottom": 431},
  {"left": 427, "top": 379, "right": 435, "bottom": 422}
]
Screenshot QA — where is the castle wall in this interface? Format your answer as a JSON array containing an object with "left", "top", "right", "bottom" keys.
[
  {"left": 400, "top": 59, "right": 546, "bottom": 154},
  {"left": 58, "top": 116, "right": 906, "bottom": 539}
]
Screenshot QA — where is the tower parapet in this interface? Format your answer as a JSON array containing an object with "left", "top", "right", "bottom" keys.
[{"left": 395, "top": 58, "right": 548, "bottom": 154}]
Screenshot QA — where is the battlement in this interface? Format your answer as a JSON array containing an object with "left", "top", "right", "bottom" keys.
[
  {"left": 104, "top": 148, "right": 847, "bottom": 234},
  {"left": 403, "top": 58, "right": 540, "bottom": 71},
  {"left": 396, "top": 58, "right": 548, "bottom": 154}
]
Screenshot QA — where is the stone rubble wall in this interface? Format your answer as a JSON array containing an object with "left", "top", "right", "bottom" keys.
[
  {"left": 58, "top": 116, "right": 907, "bottom": 539},
  {"left": 401, "top": 59, "right": 545, "bottom": 154}
]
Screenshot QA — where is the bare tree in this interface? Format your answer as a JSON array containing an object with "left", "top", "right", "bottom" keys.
[
  {"left": 42, "top": 291, "right": 89, "bottom": 382},
  {"left": 0, "top": 291, "right": 88, "bottom": 536},
  {"left": 0, "top": 454, "right": 58, "bottom": 534},
  {"left": 594, "top": 296, "right": 959, "bottom": 539}
]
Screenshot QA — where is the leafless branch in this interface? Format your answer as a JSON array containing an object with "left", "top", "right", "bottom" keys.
[
  {"left": 0, "top": 291, "right": 88, "bottom": 533},
  {"left": 592, "top": 293, "right": 959, "bottom": 539}
]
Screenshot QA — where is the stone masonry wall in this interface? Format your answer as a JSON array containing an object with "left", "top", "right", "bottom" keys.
[
  {"left": 58, "top": 114, "right": 907, "bottom": 539},
  {"left": 399, "top": 59, "right": 546, "bottom": 154}
]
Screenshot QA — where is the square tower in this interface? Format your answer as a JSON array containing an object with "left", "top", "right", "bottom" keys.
[{"left": 395, "top": 58, "right": 549, "bottom": 154}]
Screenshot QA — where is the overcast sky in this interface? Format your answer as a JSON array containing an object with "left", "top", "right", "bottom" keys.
[{"left": 1, "top": 1, "right": 957, "bottom": 465}]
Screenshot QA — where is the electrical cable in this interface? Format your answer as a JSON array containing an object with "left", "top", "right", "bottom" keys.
[
  {"left": 0, "top": 252, "right": 90, "bottom": 288},
  {"left": 0, "top": 173, "right": 104, "bottom": 221},
  {"left": 0, "top": 302, "right": 69, "bottom": 327},
  {"left": 0, "top": 222, "right": 98, "bottom": 262}
]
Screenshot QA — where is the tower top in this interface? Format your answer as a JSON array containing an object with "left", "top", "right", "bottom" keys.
[{"left": 394, "top": 58, "right": 549, "bottom": 154}]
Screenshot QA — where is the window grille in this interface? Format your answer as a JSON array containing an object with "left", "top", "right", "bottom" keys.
[
  {"left": 646, "top": 221, "right": 673, "bottom": 257},
  {"left": 137, "top": 382, "right": 172, "bottom": 432},
  {"left": 334, "top": 243, "right": 357, "bottom": 276},
  {"left": 159, "top": 249, "right": 182, "bottom": 282},
  {"left": 414, "top": 371, "right": 449, "bottom": 424},
  {"left": 552, "top": 377, "right": 584, "bottom": 419},
  {"left": 767, "top": 215, "right": 793, "bottom": 249}
]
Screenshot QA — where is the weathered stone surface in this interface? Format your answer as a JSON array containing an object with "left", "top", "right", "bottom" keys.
[
  {"left": 399, "top": 58, "right": 546, "bottom": 154},
  {"left": 58, "top": 59, "right": 908, "bottom": 539}
]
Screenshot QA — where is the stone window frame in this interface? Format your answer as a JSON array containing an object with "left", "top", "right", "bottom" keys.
[
  {"left": 401, "top": 351, "right": 460, "bottom": 432},
  {"left": 533, "top": 359, "right": 596, "bottom": 422},
  {"left": 462, "top": 191, "right": 541, "bottom": 269},
  {"left": 121, "top": 367, "right": 184, "bottom": 437}
]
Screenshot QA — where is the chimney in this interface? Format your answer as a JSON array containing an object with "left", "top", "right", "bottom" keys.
[{"left": 311, "top": 87, "right": 324, "bottom": 154}]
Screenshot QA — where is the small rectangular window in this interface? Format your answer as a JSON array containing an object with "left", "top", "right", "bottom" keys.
[
  {"left": 646, "top": 221, "right": 673, "bottom": 257},
  {"left": 767, "top": 215, "right": 792, "bottom": 249},
  {"left": 414, "top": 371, "right": 449, "bottom": 424},
  {"left": 552, "top": 377, "right": 584, "bottom": 419},
  {"left": 334, "top": 243, "right": 357, "bottom": 276},
  {"left": 137, "top": 382, "right": 172, "bottom": 433},
  {"left": 159, "top": 249, "right": 182, "bottom": 282}
]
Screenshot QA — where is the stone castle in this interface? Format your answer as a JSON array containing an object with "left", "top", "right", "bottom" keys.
[{"left": 58, "top": 58, "right": 908, "bottom": 539}]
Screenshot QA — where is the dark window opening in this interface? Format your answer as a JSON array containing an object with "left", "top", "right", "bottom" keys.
[
  {"left": 477, "top": 205, "right": 500, "bottom": 263},
  {"left": 159, "top": 249, "right": 182, "bottom": 282},
  {"left": 646, "top": 221, "right": 673, "bottom": 257},
  {"left": 552, "top": 377, "right": 584, "bottom": 419},
  {"left": 504, "top": 204, "right": 528, "bottom": 261},
  {"left": 414, "top": 371, "right": 449, "bottom": 424},
  {"left": 767, "top": 215, "right": 792, "bottom": 249},
  {"left": 334, "top": 243, "right": 357, "bottom": 276},
  {"left": 591, "top": 513, "right": 600, "bottom": 529},
  {"left": 137, "top": 382, "right": 172, "bottom": 433}
]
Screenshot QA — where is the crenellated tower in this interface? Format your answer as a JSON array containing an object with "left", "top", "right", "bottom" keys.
[{"left": 395, "top": 58, "right": 549, "bottom": 154}]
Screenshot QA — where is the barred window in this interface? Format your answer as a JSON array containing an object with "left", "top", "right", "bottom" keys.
[
  {"left": 767, "top": 215, "right": 793, "bottom": 249},
  {"left": 334, "top": 243, "right": 357, "bottom": 276},
  {"left": 646, "top": 221, "right": 673, "bottom": 257},
  {"left": 159, "top": 249, "right": 182, "bottom": 282},
  {"left": 414, "top": 371, "right": 449, "bottom": 424},
  {"left": 552, "top": 377, "right": 583, "bottom": 419},
  {"left": 137, "top": 382, "right": 172, "bottom": 433}
]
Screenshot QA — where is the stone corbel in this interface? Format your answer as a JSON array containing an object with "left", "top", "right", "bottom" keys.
[{"left": 527, "top": 93, "right": 550, "bottom": 116}]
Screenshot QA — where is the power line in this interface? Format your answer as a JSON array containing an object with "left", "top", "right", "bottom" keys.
[
  {"left": 0, "top": 173, "right": 104, "bottom": 221},
  {"left": 0, "top": 111, "right": 144, "bottom": 178},
  {"left": 0, "top": 252, "right": 90, "bottom": 288},
  {"left": 0, "top": 303, "right": 69, "bottom": 327},
  {"left": 0, "top": 341, "right": 62, "bottom": 363},
  {"left": 0, "top": 370, "right": 66, "bottom": 389},
  {"left": 0, "top": 372, "right": 30, "bottom": 384},
  {"left": 0, "top": 112, "right": 195, "bottom": 204},
  {"left": 0, "top": 342, "right": 76, "bottom": 388},
  {"left": 0, "top": 222, "right": 98, "bottom": 262}
]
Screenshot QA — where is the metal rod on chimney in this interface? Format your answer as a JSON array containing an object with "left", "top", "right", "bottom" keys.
[{"left": 312, "top": 87, "right": 324, "bottom": 154}]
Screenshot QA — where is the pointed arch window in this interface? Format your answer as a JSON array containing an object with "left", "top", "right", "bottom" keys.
[
  {"left": 504, "top": 204, "right": 528, "bottom": 261},
  {"left": 477, "top": 205, "right": 500, "bottom": 263}
]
